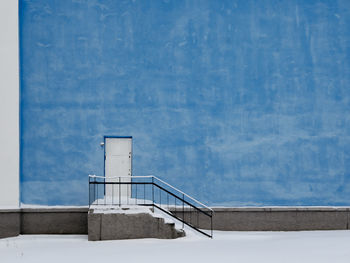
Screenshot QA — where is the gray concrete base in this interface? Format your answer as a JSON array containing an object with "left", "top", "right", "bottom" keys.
[
  {"left": 0, "top": 209, "right": 20, "bottom": 239},
  {"left": 1, "top": 207, "right": 350, "bottom": 239},
  {"left": 21, "top": 208, "right": 88, "bottom": 234},
  {"left": 0, "top": 208, "right": 88, "bottom": 239},
  {"left": 88, "top": 208, "right": 185, "bottom": 241},
  {"left": 171, "top": 207, "right": 350, "bottom": 231}
]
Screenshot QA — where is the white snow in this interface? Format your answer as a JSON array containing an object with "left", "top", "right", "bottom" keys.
[
  {"left": 92, "top": 206, "right": 153, "bottom": 214},
  {"left": 91, "top": 206, "right": 177, "bottom": 225},
  {"left": 1, "top": 230, "right": 350, "bottom": 263}
]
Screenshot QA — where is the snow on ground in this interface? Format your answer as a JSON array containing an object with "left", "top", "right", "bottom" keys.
[{"left": 1, "top": 230, "right": 350, "bottom": 263}]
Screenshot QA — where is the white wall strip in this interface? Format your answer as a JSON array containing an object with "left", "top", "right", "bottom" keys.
[{"left": 0, "top": 0, "right": 19, "bottom": 206}]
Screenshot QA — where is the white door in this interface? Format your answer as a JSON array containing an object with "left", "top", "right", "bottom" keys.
[{"left": 105, "top": 137, "right": 132, "bottom": 201}]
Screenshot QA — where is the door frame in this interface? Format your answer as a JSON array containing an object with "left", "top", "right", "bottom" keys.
[{"left": 103, "top": 135, "right": 133, "bottom": 179}]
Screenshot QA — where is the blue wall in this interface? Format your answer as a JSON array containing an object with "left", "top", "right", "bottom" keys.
[{"left": 20, "top": 0, "right": 350, "bottom": 206}]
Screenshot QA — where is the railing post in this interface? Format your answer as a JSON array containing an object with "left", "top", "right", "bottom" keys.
[
  {"left": 112, "top": 181, "right": 114, "bottom": 206},
  {"left": 211, "top": 210, "right": 213, "bottom": 238},
  {"left": 135, "top": 181, "right": 137, "bottom": 205},
  {"left": 96, "top": 177, "right": 98, "bottom": 205},
  {"left": 127, "top": 179, "right": 129, "bottom": 205},
  {"left": 119, "top": 177, "right": 121, "bottom": 207},
  {"left": 104, "top": 182, "right": 106, "bottom": 206},
  {"left": 197, "top": 209, "right": 199, "bottom": 228},
  {"left": 152, "top": 177, "right": 154, "bottom": 212},
  {"left": 88, "top": 176, "right": 91, "bottom": 208},
  {"left": 182, "top": 194, "right": 184, "bottom": 229}
]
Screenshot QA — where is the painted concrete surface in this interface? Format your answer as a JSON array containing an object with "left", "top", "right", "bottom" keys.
[
  {"left": 0, "top": 0, "right": 19, "bottom": 206},
  {"left": 20, "top": 0, "right": 350, "bottom": 206}
]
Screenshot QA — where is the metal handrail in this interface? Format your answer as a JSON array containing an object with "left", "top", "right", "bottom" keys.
[
  {"left": 89, "top": 175, "right": 153, "bottom": 179},
  {"left": 88, "top": 174, "right": 213, "bottom": 212},
  {"left": 88, "top": 174, "right": 214, "bottom": 238}
]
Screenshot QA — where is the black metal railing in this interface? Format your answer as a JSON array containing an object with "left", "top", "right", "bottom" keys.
[{"left": 89, "top": 175, "right": 213, "bottom": 238}]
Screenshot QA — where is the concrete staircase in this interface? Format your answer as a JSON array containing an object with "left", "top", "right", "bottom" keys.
[{"left": 88, "top": 207, "right": 185, "bottom": 241}]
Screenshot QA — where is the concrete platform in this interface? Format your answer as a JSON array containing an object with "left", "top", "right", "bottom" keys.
[{"left": 88, "top": 207, "right": 185, "bottom": 241}]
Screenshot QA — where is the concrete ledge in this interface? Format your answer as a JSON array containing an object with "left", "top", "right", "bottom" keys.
[
  {"left": 171, "top": 207, "right": 350, "bottom": 231},
  {"left": 211, "top": 210, "right": 349, "bottom": 231},
  {"left": 21, "top": 210, "right": 88, "bottom": 234},
  {"left": 0, "top": 210, "right": 20, "bottom": 238},
  {"left": 1, "top": 207, "right": 350, "bottom": 238},
  {"left": 0, "top": 208, "right": 88, "bottom": 238}
]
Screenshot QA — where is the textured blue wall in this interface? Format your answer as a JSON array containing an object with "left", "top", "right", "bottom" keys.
[{"left": 20, "top": 0, "right": 350, "bottom": 206}]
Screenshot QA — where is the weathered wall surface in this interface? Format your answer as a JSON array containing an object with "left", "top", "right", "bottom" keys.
[
  {"left": 0, "top": 0, "right": 19, "bottom": 207},
  {"left": 20, "top": 0, "right": 350, "bottom": 206}
]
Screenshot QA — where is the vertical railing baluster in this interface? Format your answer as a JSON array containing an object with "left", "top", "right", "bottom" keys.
[
  {"left": 88, "top": 177, "right": 91, "bottom": 208},
  {"left": 182, "top": 194, "right": 184, "bottom": 229},
  {"left": 152, "top": 177, "right": 154, "bottom": 210},
  {"left": 104, "top": 183, "right": 106, "bottom": 206},
  {"left": 135, "top": 182, "right": 137, "bottom": 205},
  {"left": 197, "top": 210, "right": 199, "bottom": 228},
  {"left": 93, "top": 177, "right": 96, "bottom": 206},
  {"left": 119, "top": 177, "right": 121, "bottom": 207},
  {"left": 211, "top": 211, "right": 213, "bottom": 238},
  {"left": 96, "top": 179, "right": 99, "bottom": 205}
]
